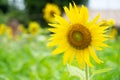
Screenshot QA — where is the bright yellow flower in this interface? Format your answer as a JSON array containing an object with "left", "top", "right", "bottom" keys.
[
  {"left": 6, "top": 27, "right": 13, "bottom": 39},
  {"left": 18, "top": 24, "right": 27, "bottom": 34},
  {"left": 43, "top": 3, "right": 61, "bottom": 22},
  {"left": 48, "top": 3, "right": 110, "bottom": 68},
  {"left": 29, "top": 22, "right": 40, "bottom": 35},
  {"left": 0, "top": 24, "right": 7, "bottom": 35},
  {"left": 100, "top": 19, "right": 115, "bottom": 27}
]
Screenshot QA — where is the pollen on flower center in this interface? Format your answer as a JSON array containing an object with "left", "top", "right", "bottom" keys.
[{"left": 68, "top": 24, "right": 91, "bottom": 50}]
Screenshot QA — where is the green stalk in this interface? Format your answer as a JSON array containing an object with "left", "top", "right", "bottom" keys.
[{"left": 85, "top": 64, "right": 89, "bottom": 80}]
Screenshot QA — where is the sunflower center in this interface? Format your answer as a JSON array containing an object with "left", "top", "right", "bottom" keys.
[
  {"left": 68, "top": 24, "right": 91, "bottom": 50},
  {"left": 73, "top": 31, "right": 83, "bottom": 41},
  {"left": 50, "top": 11, "right": 55, "bottom": 17},
  {"left": 32, "top": 27, "right": 37, "bottom": 32}
]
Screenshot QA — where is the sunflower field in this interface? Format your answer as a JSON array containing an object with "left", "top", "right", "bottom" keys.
[{"left": 0, "top": 0, "right": 120, "bottom": 80}]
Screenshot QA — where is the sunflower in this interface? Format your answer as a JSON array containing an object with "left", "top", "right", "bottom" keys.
[
  {"left": 6, "top": 27, "right": 13, "bottom": 39},
  {"left": 43, "top": 3, "right": 61, "bottom": 22},
  {"left": 0, "top": 24, "right": 7, "bottom": 35},
  {"left": 48, "top": 3, "right": 110, "bottom": 68},
  {"left": 99, "top": 19, "right": 116, "bottom": 40},
  {"left": 99, "top": 19, "right": 115, "bottom": 27},
  {"left": 28, "top": 22, "right": 40, "bottom": 35}
]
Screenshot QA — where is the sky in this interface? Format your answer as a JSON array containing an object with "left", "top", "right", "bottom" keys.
[
  {"left": 8, "top": 0, "right": 25, "bottom": 10},
  {"left": 89, "top": 0, "right": 120, "bottom": 10}
]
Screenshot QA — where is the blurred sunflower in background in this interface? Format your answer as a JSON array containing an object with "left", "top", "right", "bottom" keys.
[
  {"left": 0, "top": 24, "right": 7, "bottom": 35},
  {"left": 48, "top": 3, "right": 110, "bottom": 68},
  {"left": 6, "top": 27, "right": 13, "bottom": 39},
  {"left": 99, "top": 19, "right": 115, "bottom": 27},
  {"left": 99, "top": 19, "right": 117, "bottom": 40},
  {"left": 43, "top": 3, "right": 61, "bottom": 22},
  {"left": 28, "top": 22, "right": 40, "bottom": 35},
  {"left": 18, "top": 24, "right": 27, "bottom": 34}
]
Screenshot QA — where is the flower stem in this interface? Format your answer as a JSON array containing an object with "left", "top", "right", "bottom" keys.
[{"left": 85, "top": 64, "right": 89, "bottom": 80}]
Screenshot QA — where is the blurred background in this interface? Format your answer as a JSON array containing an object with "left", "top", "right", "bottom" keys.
[{"left": 0, "top": 0, "right": 119, "bottom": 80}]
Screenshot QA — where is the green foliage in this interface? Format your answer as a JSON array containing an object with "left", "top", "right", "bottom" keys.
[
  {"left": 0, "top": 12, "right": 9, "bottom": 23},
  {"left": 0, "top": 35, "right": 120, "bottom": 80},
  {"left": 0, "top": 10, "right": 29, "bottom": 26},
  {"left": 91, "top": 40, "right": 120, "bottom": 80},
  {"left": 0, "top": 35, "right": 69, "bottom": 80},
  {"left": 0, "top": 0, "right": 8, "bottom": 5},
  {"left": 0, "top": 0, "right": 9, "bottom": 14}
]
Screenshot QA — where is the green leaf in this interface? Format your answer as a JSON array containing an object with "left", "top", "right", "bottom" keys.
[
  {"left": 67, "top": 64, "right": 85, "bottom": 80},
  {"left": 91, "top": 68, "right": 112, "bottom": 78}
]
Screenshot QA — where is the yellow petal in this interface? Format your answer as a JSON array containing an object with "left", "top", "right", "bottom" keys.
[
  {"left": 88, "top": 46, "right": 103, "bottom": 63},
  {"left": 94, "top": 46, "right": 103, "bottom": 51},
  {"left": 47, "top": 42, "right": 55, "bottom": 47},
  {"left": 76, "top": 51, "right": 85, "bottom": 69},
  {"left": 73, "top": 3, "right": 81, "bottom": 23},
  {"left": 52, "top": 45, "right": 67, "bottom": 55},
  {"left": 83, "top": 49, "right": 93, "bottom": 67},
  {"left": 63, "top": 50, "right": 71, "bottom": 65},
  {"left": 69, "top": 52, "right": 75, "bottom": 64},
  {"left": 92, "top": 41, "right": 109, "bottom": 48},
  {"left": 48, "top": 24, "right": 60, "bottom": 28},
  {"left": 89, "top": 13, "right": 100, "bottom": 26},
  {"left": 80, "top": 5, "right": 89, "bottom": 24},
  {"left": 48, "top": 28, "right": 57, "bottom": 33},
  {"left": 64, "top": 6, "right": 74, "bottom": 23},
  {"left": 55, "top": 15, "right": 68, "bottom": 26}
]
